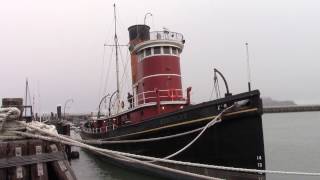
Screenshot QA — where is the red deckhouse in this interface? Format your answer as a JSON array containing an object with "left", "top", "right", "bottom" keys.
[{"left": 126, "top": 25, "right": 191, "bottom": 124}]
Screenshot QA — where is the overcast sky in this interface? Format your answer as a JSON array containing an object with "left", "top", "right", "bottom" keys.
[{"left": 0, "top": 0, "right": 320, "bottom": 113}]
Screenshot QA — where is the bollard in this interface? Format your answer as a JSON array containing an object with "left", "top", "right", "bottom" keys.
[{"left": 57, "top": 106, "right": 62, "bottom": 120}]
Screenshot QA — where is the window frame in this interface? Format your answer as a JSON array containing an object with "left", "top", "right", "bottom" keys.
[
  {"left": 153, "top": 46, "right": 161, "bottom": 54},
  {"left": 138, "top": 46, "right": 181, "bottom": 62},
  {"left": 145, "top": 47, "right": 152, "bottom": 56},
  {"left": 171, "top": 47, "right": 178, "bottom": 55},
  {"left": 163, "top": 46, "right": 171, "bottom": 54}
]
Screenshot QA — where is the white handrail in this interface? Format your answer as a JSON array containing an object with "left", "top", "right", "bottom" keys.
[{"left": 134, "top": 89, "right": 184, "bottom": 105}]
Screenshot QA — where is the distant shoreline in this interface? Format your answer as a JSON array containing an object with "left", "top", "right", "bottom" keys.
[
  {"left": 262, "top": 97, "right": 296, "bottom": 107},
  {"left": 263, "top": 105, "right": 320, "bottom": 113}
]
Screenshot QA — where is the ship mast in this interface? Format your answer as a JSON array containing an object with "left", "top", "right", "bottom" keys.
[
  {"left": 245, "top": 42, "right": 252, "bottom": 91},
  {"left": 113, "top": 4, "right": 121, "bottom": 113},
  {"left": 25, "top": 78, "right": 28, "bottom": 116}
]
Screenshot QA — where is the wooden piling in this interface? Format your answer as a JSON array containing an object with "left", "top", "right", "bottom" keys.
[
  {"left": 0, "top": 142, "right": 7, "bottom": 180},
  {"left": 46, "top": 143, "right": 76, "bottom": 180},
  {"left": 57, "top": 106, "right": 62, "bottom": 120},
  {"left": 7, "top": 140, "right": 29, "bottom": 180},
  {"left": 29, "top": 140, "right": 48, "bottom": 180},
  {"left": 0, "top": 140, "right": 77, "bottom": 180},
  {"left": 55, "top": 121, "right": 72, "bottom": 161}
]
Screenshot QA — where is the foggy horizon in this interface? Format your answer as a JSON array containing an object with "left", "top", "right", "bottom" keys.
[{"left": 1, "top": 0, "right": 320, "bottom": 114}]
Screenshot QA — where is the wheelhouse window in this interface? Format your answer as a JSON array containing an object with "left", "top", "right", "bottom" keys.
[
  {"left": 140, "top": 46, "right": 180, "bottom": 58},
  {"left": 138, "top": 50, "right": 144, "bottom": 62},
  {"left": 153, "top": 46, "right": 161, "bottom": 54},
  {"left": 145, "top": 48, "right": 152, "bottom": 56},
  {"left": 172, "top": 47, "right": 178, "bottom": 55},
  {"left": 163, "top": 46, "right": 170, "bottom": 54}
]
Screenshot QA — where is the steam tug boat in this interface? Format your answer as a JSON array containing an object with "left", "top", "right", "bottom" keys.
[{"left": 80, "top": 24, "right": 265, "bottom": 179}]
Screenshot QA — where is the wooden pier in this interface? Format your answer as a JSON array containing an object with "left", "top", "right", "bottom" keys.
[
  {"left": 263, "top": 105, "right": 320, "bottom": 113},
  {"left": 0, "top": 140, "right": 76, "bottom": 180},
  {"left": 0, "top": 98, "right": 77, "bottom": 180}
]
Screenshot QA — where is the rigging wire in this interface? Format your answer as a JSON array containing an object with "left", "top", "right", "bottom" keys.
[
  {"left": 100, "top": 4, "right": 130, "bottom": 113},
  {"left": 151, "top": 14, "right": 155, "bottom": 30},
  {"left": 102, "top": 46, "right": 114, "bottom": 100},
  {"left": 97, "top": 46, "right": 107, "bottom": 101},
  {"left": 97, "top": 12, "right": 115, "bottom": 102},
  {"left": 119, "top": 46, "right": 131, "bottom": 96},
  {"left": 27, "top": 81, "right": 32, "bottom": 106},
  {"left": 124, "top": 49, "right": 131, "bottom": 91},
  {"left": 114, "top": 4, "right": 130, "bottom": 83},
  {"left": 112, "top": 6, "right": 132, "bottom": 105},
  {"left": 37, "top": 81, "right": 41, "bottom": 117},
  {"left": 119, "top": 50, "right": 132, "bottom": 108},
  {"left": 114, "top": 5, "right": 126, "bottom": 39},
  {"left": 209, "top": 76, "right": 215, "bottom": 100}
]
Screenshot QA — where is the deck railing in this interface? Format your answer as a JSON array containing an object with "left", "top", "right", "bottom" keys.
[
  {"left": 132, "top": 89, "right": 184, "bottom": 105},
  {"left": 149, "top": 31, "right": 184, "bottom": 42},
  {"left": 82, "top": 123, "right": 116, "bottom": 134}
]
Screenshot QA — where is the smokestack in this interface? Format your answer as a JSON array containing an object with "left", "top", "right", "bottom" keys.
[{"left": 128, "top": 25, "right": 150, "bottom": 84}]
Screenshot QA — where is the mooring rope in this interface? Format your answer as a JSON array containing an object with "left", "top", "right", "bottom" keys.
[
  {"left": 0, "top": 107, "right": 20, "bottom": 131},
  {"left": 0, "top": 107, "right": 20, "bottom": 119},
  {"left": 81, "top": 127, "right": 202, "bottom": 144},
  {"left": 12, "top": 115, "right": 320, "bottom": 177},
  {"left": 12, "top": 121, "right": 320, "bottom": 177},
  {"left": 0, "top": 107, "right": 25, "bottom": 140},
  {"left": 161, "top": 105, "right": 233, "bottom": 160},
  {"left": 2, "top": 107, "right": 320, "bottom": 177},
  {"left": 95, "top": 150, "right": 224, "bottom": 180},
  {"left": 81, "top": 105, "right": 238, "bottom": 145},
  {"left": 12, "top": 130, "right": 223, "bottom": 180}
]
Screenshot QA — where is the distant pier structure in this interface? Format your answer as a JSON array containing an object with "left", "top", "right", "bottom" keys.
[{"left": 263, "top": 105, "right": 320, "bottom": 113}]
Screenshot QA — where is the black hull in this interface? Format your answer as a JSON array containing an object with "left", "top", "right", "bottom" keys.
[{"left": 81, "top": 90, "right": 265, "bottom": 179}]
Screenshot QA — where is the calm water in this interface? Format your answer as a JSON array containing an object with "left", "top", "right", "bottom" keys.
[
  {"left": 70, "top": 112, "right": 320, "bottom": 180},
  {"left": 264, "top": 112, "right": 320, "bottom": 180}
]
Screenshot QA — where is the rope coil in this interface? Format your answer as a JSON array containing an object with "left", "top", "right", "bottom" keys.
[{"left": 0, "top": 107, "right": 21, "bottom": 131}]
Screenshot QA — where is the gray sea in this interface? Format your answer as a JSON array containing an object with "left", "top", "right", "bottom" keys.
[{"left": 70, "top": 112, "right": 320, "bottom": 180}]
